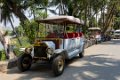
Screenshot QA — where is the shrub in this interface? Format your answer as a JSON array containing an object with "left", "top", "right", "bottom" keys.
[{"left": 0, "top": 50, "right": 6, "bottom": 61}]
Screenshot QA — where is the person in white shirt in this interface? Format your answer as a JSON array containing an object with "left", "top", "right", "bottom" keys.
[{"left": 3, "top": 31, "right": 10, "bottom": 59}]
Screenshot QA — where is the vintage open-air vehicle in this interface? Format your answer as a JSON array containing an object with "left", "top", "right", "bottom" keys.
[
  {"left": 88, "top": 27, "right": 101, "bottom": 38},
  {"left": 88, "top": 27, "right": 102, "bottom": 42},
  {"left": 17, "top": 16, "right": 85, "bottom": 76}
]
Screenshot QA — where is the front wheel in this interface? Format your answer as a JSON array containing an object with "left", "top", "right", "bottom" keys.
[
  {"left": 52, "top": 55, "right": 65, "bottom": 76},
  {"left": 17, "top": 54, "right": 32, "bottom": 72}
]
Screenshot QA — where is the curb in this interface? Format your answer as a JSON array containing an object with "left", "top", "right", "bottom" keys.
[{"left": 85, "top": 39, "right": 96, "bottom": 48}]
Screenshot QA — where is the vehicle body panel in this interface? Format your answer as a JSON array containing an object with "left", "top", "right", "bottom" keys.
[{"left": 113, "top": 29, "right": 120, "bottom": 39}]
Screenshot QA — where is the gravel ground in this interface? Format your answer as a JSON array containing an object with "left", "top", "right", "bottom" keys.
[{"left": 0, "top": 39, "right": 120, "bottom": 80}]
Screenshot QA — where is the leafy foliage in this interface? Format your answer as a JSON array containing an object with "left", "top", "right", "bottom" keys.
[
  {"left": 0, "top": 0, "right": 120, "bottom": 39},
  {"left": 0, "top": 50, "right": 6, "bottom": 61}
]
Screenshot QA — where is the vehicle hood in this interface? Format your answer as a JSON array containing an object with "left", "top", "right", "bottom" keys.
[{"left": 43, "top": 41, "right": 55, "bottom": 49}]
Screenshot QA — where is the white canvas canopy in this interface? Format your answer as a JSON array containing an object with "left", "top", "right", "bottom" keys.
[
  {"left": 36, "top": 16, "right": 84, "bottom": 25},
  {"left": 88, "top": 27, "right": 101, "bottom": 30}
]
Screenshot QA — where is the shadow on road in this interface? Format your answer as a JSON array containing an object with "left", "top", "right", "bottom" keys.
[{"left": 7, "top": 54, "right": 120, "bottom": 80}]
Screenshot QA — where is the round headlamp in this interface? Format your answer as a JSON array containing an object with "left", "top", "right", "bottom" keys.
[
  {"left": 25, "top": 48, "right": 32, "bottom": 54},
  {"left": 46, "top": 48, "right": 53, "bottom": 55}
]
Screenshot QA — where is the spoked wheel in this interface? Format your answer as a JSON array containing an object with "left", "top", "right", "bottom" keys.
[
  {"left": 52, "top": 55, "right": 65, "bottom": 76},
  {"left": 17, "top": 54, "right": 32, "bottom": 72}
]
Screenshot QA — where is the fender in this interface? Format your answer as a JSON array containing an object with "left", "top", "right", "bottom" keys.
[
  {"left": 80, "top": 43, "right": 85, "bottom": 53},
  {"left": 19, "top": 47, "right": 34, "bottom": 58},
  {"left": 52, "top": 49, "right": 68, "bottom": 59}
]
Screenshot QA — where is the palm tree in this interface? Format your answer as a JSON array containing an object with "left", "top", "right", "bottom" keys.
[
  {"left": 0, "top": 0, "right": 28, "bottom": 24},
  {"left": 35, "top": 0, "right": 57, "bottom": 18},
  {"left": 50, "top": 0, "right": 71, "bottom": 15}
]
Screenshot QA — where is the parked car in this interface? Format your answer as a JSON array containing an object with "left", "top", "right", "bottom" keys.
[
  {"left": 101, "top": 34, "right": 111, "bottom": 41},
  {"left": 113, "top": 29, "right": 120, "bottom": 39},
  {"left": 17, "top": 16, "right": 85, "bottom": 76}
]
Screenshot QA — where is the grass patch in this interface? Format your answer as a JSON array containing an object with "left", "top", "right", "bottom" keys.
[{"left": 0, "top": 50, "right": 6, "bottom": 61}]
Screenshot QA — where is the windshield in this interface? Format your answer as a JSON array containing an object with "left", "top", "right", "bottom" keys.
[
  {"left": 38, "top": 24, "right": 64, "bottom": 38},
  {"left": 114, "top": 31, "right": 120, "bottom": 34},
  {"left": 37, "top": 23, "right": 82, "bottom": 38}
]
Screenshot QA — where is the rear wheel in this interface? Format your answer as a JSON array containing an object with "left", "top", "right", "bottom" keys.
[
  {"left": 17, "top": 54, "right": 32, "bottom": 72},
  {"left": 79, "top": 46, "right": 84, "bottom": 58},
  {"left": 52, "top": 55, "right": 65, "bottom": 76}
]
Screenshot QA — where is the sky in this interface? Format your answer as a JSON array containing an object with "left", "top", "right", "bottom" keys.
[{"left": 0, "top": 17, "right": 20, "bottom": 30}]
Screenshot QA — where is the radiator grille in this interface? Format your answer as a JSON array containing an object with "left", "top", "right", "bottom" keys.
[{"left": 34, "top": 46, "right": 47, "bottom": 57}]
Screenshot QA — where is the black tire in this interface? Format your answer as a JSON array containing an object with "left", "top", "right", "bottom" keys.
[
  {"left": 17, "top": 54, "right": 32, "bottom": 72},
  {"left": 52, "top": 55, "right": 65, "bottom": 76},
  {"left": 79, "top": 47, "right": 84, "bottom": 58}
]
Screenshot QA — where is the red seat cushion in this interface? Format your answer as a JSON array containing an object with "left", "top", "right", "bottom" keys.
[
  {"left": 63, "top": 33, "right": 74, "bottom": 38},
  {"left": 74, "top": 33, "right": 79, "bottom": 37},
  {"left": 67, "top": 33, "right": 74, "bottom": 38},
  {"left": 79, "top": 32, "right": 83, "bottom": 37},
  {"left": 46, "top": 33, "right": 57, "bottom": 38},
  {"left": 63, "top": 33, "right": 68, "bottom": 38},
  {"left": 63, "top": 33, "right": 82, "bottom": 39}
]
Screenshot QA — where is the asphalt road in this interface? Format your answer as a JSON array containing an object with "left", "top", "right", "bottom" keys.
[{"left": 0, "top": 39, "right": 120, "bottom": 80}]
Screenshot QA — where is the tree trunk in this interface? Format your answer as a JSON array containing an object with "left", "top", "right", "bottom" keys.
[
  {"left": 88, "top": 2, "right": 92, "bottom": 27},
  {"left": 7, "top": 1, "right": 29, "bottom": 26},
  {"left": 96, "top": 12, "right": 98, "bottom": 27},
  {"left": 103, "top": 3, "right": 115, "bottom": 34},
  {"left": 83, "top": 3, "right": 88, "bottom": 34},
  {"left": 11, "top": 7, "right": 29, "bottom": 23}
]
